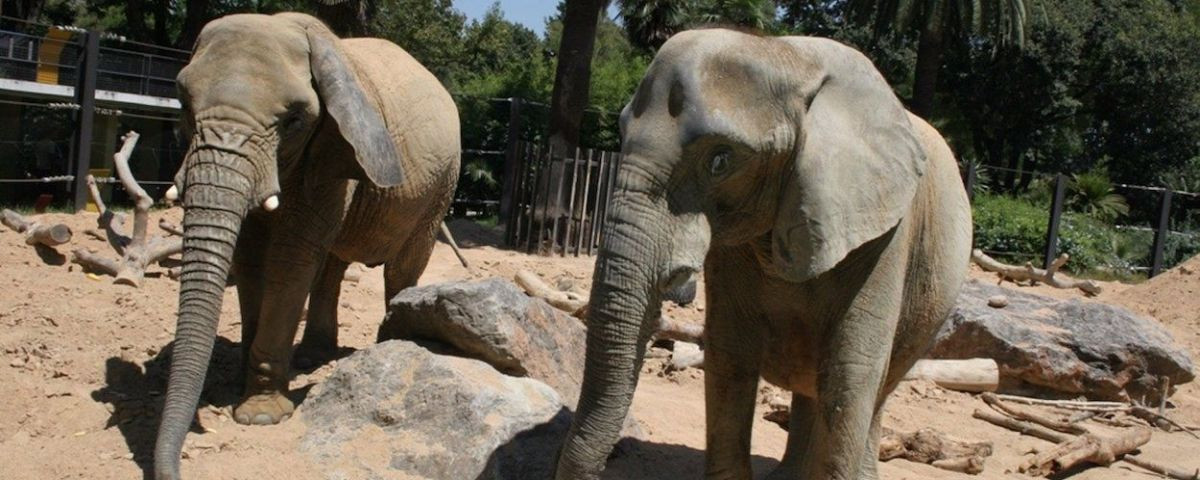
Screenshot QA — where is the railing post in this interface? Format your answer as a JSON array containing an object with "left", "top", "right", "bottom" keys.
[
  {"left": 70, "top": 29, "right": 100, "bottom": 212},
  {"left": 963, "top": 160, "right": 977, "bottom": 202},
  {"left": 1149, "top": 189, "right": 1173, "bottom": 277},
  {"left": 1043, "top": 174, "right": 1067, "bottom": 269},
  {"left": 500, "top": 97, "right": 523, "bottom": 245}
]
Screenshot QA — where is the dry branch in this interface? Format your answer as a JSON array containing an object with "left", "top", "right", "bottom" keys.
[
  {"left": 515, "top": 269, "right": 588, "bottom": 316},
  {"left": 971, "top": 249, "right": 1102, "bottom": 295},
  {"left": 71, "top": 131, "right": 182, "bottom": 287},
  {"left": 991, "top": 394, "right": 1127, "bottom": 412},
  {"left": 1021, "top": 428, "right": 1152, "bottom": 477},
  {"left": 1, "top": 208, "right": 72, "bottom": 247},
  {"left": 879, "top": 427, "right": 992, "bottom": 475},
  {"left": 656, "top": 315, "right": 704, "bottom": 345},
  {"left": 978, "top": 395, "right": 1196, "bottom": 479},
  {"left": 903, "top": 358, "right": 999, "bottom": 393},
  {"left": 981, "top": 393, "right": 1090, "bottom": 435}
]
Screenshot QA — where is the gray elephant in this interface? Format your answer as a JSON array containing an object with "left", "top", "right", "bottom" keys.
[
  {"left": 555, "top": 29, "right": 972, "bottom": 479},
  {"left": 153, "top": 13, "right": 460, "bottom": 480}
]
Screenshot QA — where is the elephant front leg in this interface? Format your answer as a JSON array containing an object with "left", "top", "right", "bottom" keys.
[
  {"left": 293, "top": 253, "right": 349, "bottom": 370},
  {"left": 235, "top": 214, "right": 337, "bottom": 425},
  {"left": 802, "top": 305, "right": 898, "bottom": 480},
  {"left": 703, "top": 247, "right": 765, "bottom": 480}
]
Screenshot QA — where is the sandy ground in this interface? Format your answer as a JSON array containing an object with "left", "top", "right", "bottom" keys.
[{"left": 0, "top": 209, "right": 1196, "bottom": 479}]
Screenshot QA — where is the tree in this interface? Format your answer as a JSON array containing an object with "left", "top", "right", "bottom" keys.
[
  {"left": 616, "top": 0, "right": 690, "bottom": 52},
  {"left": 547, "top": 0, "right": 607, "bottom": 154},
  {"left": 315, "top": 0, "right": 374, "bottom": 37},
  {"left": 845, "top": 0, "right": 1037, "bottom": 118}
]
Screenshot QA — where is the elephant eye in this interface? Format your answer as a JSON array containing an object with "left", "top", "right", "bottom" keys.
[{"left": 709, "top": 148, "right": 732, "bottom": 177}]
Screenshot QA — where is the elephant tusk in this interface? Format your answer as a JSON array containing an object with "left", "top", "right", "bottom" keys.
[
  {"left": 164, "top": 185, "right": 178, "bottom": 202},
  {"left": 262, "top": 195, "right": 279, "bottom": 212}
]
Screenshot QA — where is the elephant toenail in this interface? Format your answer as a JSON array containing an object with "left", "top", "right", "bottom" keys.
[{"left": 252, "top": 414, "right": 275, "bottom": 425}]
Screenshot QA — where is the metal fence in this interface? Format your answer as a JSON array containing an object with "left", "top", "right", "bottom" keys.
[
  {"left": 504, "top": 141, "right": 622, "bottom": 257},
  {"left": 963, "top": 161, "right": 1200, "bottom": 277}
]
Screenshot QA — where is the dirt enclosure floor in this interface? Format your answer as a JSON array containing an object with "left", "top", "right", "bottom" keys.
[{"left": 1, "top": 209, "right": 1198, "bottom": 479}]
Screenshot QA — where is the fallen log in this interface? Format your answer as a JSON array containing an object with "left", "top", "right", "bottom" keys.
[
  {"left": 971, "top": 249, "right": 1101, "bottom": 296},
  {"left": 878, "top": 428, "right": 992, "bottom": 475},
  {"left": 976, "top": 396, "right": 1196, "bottom": 479},
  {"left": 70, "top": 131, "right": 182, "bottom": 287},
  {"left": 1021, "top": 428, "right": 1152, "bottom": 477},
  {"left": 1, "top": 208, "right": 72, "bottom": 247},
  {"left": 514, "top": 270, "right": 588, "bottom": 317},
  {"left": 904, "top": 358, "right": 999, "bottom": 393}
]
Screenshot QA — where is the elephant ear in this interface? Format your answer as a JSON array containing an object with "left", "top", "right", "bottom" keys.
[
  {"left": 771, "top": 40, "right": 926, "bottom": 283},
  {"left": 306, "top": 28, "right": 405, "bottom": 187}
]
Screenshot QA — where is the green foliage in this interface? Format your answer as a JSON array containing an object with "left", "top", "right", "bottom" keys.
[
  {"left": 616, "top": 0, "right": 779, "bottom": 53},
  {"left": 1067, "top": 169, "right": 1128, "bottom": 222},
  {"left": 971, "top": 193, "right": 1121, "bottom": 274}
]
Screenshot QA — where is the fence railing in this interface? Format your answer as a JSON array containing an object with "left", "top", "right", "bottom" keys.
[
  {"left": 963, "top": 161, "right": 1200, "bottom": 277},
  {"left": 505, "top": 141, "right": 622, "bottom": 257}
]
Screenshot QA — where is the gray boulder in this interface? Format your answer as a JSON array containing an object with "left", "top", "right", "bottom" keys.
[
  {"left": 378, "top": 277, "right": 587, "bottom": 405},
  {"left": 931, "top": 280, "right": 1194, "bottom": 403},
  {"left": 301, "top": 340, "right": 568, "bottom": 480}
]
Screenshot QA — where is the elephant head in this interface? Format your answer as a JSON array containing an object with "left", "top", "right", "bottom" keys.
[
  {"left": 154, "top": 13, "right": 403, "bottom": 479},
  {"left": 555, "top": 29, "right": 926, "bottom": 478}
]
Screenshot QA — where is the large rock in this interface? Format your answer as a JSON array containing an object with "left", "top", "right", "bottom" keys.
[
  {"left": 931, "top": 281, "right": 1194, "bottom": 403},
  {"left": 301, "top": 340, "right": 568, "bottom": 480},
  {"left": 378, "top": 278, "right": 587, "bottom": 405}
]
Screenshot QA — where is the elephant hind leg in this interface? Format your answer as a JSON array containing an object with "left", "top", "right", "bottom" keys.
[
  {"left": 857, "top": 405, "right": 884, "bottom": 480},
  {"left": 765, "top": 394, "right": 818, "bottom": 480},
  {"left": 382, "top": 226, "right": 438, "bottom": 303},
  {"left": 294, "top": 253, "right": 350, "bottom": 370}
]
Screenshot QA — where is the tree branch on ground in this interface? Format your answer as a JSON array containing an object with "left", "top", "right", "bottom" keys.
[
  {"left": 879, "top": 427, "right": 993, "bottom": 474},
  {"left": 971, "top": 249, "right": 1102, "bottom": 295},
  {"left": 71, "top": 131, "right": 181, "bottom": 287},
  {"left": 1, "top": 208, "right": 72, "bottom": 248}
]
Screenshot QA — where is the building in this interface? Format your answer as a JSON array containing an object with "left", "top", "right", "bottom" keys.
[{"left": 0, "top": 16, "right": 188, "bottom": 208}]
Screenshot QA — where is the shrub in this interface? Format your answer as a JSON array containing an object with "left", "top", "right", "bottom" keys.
[{"left": 971, "top": 194, "right": 1121, "bottom": 274}]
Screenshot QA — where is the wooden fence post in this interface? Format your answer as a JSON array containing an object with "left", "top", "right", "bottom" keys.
[
  {"left": 1043, "top": 174, "right": 1068, "bottom": 270},
  {"left": 1150, "top": 189, "right": 1173, "bottom": 277},
  {"left": 500, "top": 97, "right": 523, "bottom": 245},
  {"left": 70, "top": 30, "right": 99, "bottom": 212},
  {"left": 964, "top": 160, "right": 977, "bottom": 202}
]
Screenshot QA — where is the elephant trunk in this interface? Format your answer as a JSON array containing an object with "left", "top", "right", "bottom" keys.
[
  {"left": 557, "top": 194, "right": 663, "bottom": 479},
  {"left": 154, "top": 152, "right": 254, "bottom": 480}
]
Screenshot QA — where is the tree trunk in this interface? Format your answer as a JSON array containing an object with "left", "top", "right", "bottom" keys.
[
  {"left": 911, "top": 20, "right": 944, "bottom": 118},
  {"left": 177, "top": 0, "right": 212, "bottom": 49},
  {"left": 315, "top": 0, "right": 372, "bottom": 38},
  {"left": 548, "top": 0, "right": 606, "bottom": 155}
]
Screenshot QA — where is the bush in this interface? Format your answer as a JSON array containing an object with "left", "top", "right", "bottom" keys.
[{"left": 971, "top": 194, "right": 1121, "bottom": 274}]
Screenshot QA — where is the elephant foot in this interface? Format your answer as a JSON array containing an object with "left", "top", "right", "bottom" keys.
[
  {"left": 292, "top": 339, "right": 337, "bottom": 370},
  {"left": 234, "top": 391, "right": 294, "bottom": 425}
]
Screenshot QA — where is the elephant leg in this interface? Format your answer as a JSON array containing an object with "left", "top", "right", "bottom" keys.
[
  {"left": 801, "top": 275, "right": 902, "bottom": 479},
  {"left": 857, "top": 405, "right": 884, "bottom": 480},
  {"left": 293, "top": 253, "right": 349, "bottom": 369},
  {"left": 765, "top": 394, "right": 818, "bottom": 480},
  {"left": 233, "top": 211, "right": 272, "bottom": 386},
  {"left": 703, "top": 247, "right": 764, "bottom": 480},
  {"left": 235, "top": 209, "right": 341, "bottom": 425},
  {"left": 383, "top": 226, "right": 437, "bottom": 301}
]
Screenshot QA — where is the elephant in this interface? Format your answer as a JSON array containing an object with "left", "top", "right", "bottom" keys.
[
  {"left": 153, "top": 13, "right": 460, "bottom": 480},
  {"left": 555, "top": 28, "right": 972, "bottom": 480}
]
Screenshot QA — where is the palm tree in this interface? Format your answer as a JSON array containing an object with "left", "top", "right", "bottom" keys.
[
  {"left": 847, "top": 0, "right": 1037, "bottom": 118},
  {"left": 616, "top": 0, "right": 777, "bottom": 52},
  {"left": 315, "top": 0, "right": 375, "bottom": 38},
  {"left": 616, "top": 0, "right": 691, "bottom": 52}
]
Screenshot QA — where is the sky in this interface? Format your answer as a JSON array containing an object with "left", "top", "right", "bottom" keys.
[{"left": 453, "top": 0, "right": 619, "bottom": 36}]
